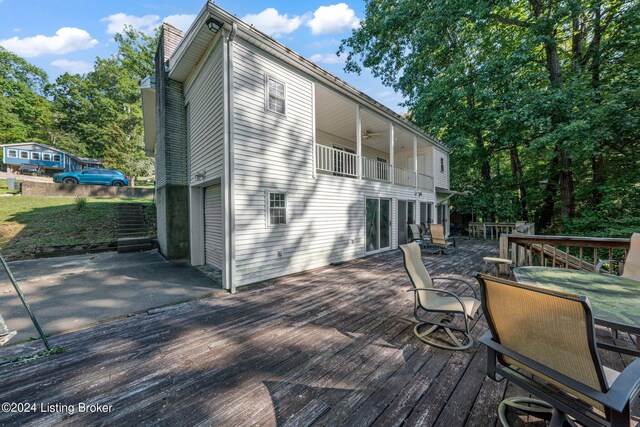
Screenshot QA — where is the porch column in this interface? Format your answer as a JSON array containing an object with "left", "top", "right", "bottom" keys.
[
  {"left": 389, "top": 123, "right": 395, "bottom": 184},
  {"left": 356, "top": 105, "right": 362, "bottom": 179},
  {"left": 413, "top": 135, "right": 418, "bottom": 188}
]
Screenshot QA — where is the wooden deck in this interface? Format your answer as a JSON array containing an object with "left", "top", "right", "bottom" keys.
[{"left": 0, "top": 240, "right": 638, "bottom": 426}]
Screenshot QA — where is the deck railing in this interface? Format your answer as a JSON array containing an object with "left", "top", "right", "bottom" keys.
[
  {"left": 499, "top": 234, "right": 631, "bottom": 274},
  {"left": 469, "top": 222, "right": 535, "bottom": 240},
  {"left": 362, "top": 157, "right": 391, "bottom": 182},
  {"left": 316, "top": 145, "right": 357, "bottom": 177},
  {"left": 394, "top": 166, "right": 416, "bottom": 187},
  {"left": 416, "top": 173, "right": 434, "bottom": 192}
]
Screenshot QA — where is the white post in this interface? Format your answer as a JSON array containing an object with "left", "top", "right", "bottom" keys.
[
  {"left": 389, "top": 123, "right": 394, "bottom": 184},
  {"left": 413, "top": 135, "right": 418, "bottom": 188},
  {"left": 356, "top": 105, "right": 362, "bottom": 179},
  {"left": 311, "top": 82, "right": 316, "bottom": 179}
]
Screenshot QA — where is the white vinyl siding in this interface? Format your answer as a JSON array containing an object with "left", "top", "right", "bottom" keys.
[
  {"left": 434, "top": 147, "right": 449, "bottom": 189},
  {"left": 204, "top": 185, "right": 223, "bottom": 268},
  {"left": 230, "top": 38, "right": 438, "bottom": 287},
  {"left": 184, "top": 38, "right": 224, "bottom": 183}
]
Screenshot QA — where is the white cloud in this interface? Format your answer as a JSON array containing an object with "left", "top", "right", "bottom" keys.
[
  {"left": 0, "top": 28, "right": 98, "bottom": 58},
  {"left": 51, "top": 59, "right": 94, "bottom": 74},
  {"left": 163, "top": 14, "right": 197, "bottom": 32},
  {"left": 307, "top": 3, "right": 360, "bottom": 35},
  {"left": 309, "top": 52, "right": 344, "bottom": 64},
  {"left": 241, "top": 8, "right": 304, "bottom": 37},
  {"left": 101, "top": 13, "right": 160, "bottom": 35},
  {"left": 307, "top": 38, "right": 340, "bottom": 49}
]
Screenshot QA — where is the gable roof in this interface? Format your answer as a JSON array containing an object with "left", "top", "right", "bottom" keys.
[{"left": 165, "top": 2, "right": 450, "bottom": 153}]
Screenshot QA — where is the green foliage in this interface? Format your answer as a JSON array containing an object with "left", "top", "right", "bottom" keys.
[
  {"left": 74, "top": 196, "right": 87, "bottom": 211},
  {"left": 341, "top": 0, "right": 640, "bottom": 235},
  {"left": 2, "top": 26, "right": 158, "bottom": 180}
]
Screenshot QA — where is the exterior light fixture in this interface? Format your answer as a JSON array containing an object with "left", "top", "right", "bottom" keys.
[{"left": 206, "top": 18, "right": 223, "bottom": 32}]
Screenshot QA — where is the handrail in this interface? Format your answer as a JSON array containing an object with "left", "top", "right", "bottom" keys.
[
  {"left": 394, "top": 166, "right": 416, "bottom": 187},
  {"left": 499, "top": 234, "right": 631, "bottom": 274},
  {"left": 417, "top": 173, "right": 434, "bottom": 192},
  {"left": 469, "top": 222, "right": 534, "bottom": 240},
  {"left": 315, "top": 145, "right": 358, "bottom": 177},
  {"left": 362, "top": 157, "right": 390, "bottom": 182}
]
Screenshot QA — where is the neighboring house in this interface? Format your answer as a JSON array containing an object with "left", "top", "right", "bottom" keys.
[
  {"left": 0, "top": 142, "right": 102, "bottom": 175},
  {"left": 141, "top": 3, "right": 455, "bottom": 292}
]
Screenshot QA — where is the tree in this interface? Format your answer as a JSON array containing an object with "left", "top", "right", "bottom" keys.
[{"left": 340, "top": 0, "right": 640, "bottom": 235}]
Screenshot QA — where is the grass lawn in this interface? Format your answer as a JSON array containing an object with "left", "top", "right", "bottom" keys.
[{"left": 0, "top": 196, "right": 154, "bottom": 260}]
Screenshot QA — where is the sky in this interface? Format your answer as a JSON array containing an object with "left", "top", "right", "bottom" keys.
[{"left": 0, "top": 0, "right": 406, "bottom": 113}]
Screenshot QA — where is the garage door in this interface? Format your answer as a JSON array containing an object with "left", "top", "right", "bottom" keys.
[{"left": 204, "top": 185, "right": 223, "bottom": 268}]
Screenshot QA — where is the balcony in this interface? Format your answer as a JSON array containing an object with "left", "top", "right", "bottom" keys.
[
  {"left": 316, "top": 144, "right": 357, "bottom": 178},
  {"left": 393, "top": 166, "right": 416, "bottom": 187},
  {"left": 417, "top": 173, "right": 434, "bottom": 191}
]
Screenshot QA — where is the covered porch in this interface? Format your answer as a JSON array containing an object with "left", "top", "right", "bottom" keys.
[{"left": 313, "top": 84, "right": 435, "bottom": 194}]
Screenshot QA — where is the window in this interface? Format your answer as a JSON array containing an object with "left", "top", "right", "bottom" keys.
[
  {"left": 53, "top": 154, "right": 61, "bottom": 162},
  {"left": 266, "top": 76, "right": 286, "bottom": 114},
  {"left": 43, "top": 153, "right": 51, "bottom": 161},
  {"left": 31, "top": 152, "right": 40, "bottom": 160},
  {"left": 20, "top": 151, "right": 28, "bottom": 159},
  {"left": 7, "top": 150, "right": 17, "bottom": 158},
  {"left": 440, "top": 157, "right": 445, "bottom": 173},
  {"left": 268, "top": 192, "right": 287, "bottom": 225}
]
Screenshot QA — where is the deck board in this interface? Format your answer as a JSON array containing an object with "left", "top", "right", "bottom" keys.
[{"left": 0, "top": 240, "right": 638, "bottom": 426}]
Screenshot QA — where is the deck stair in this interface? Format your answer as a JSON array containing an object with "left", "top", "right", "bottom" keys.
[{"left": 117, "top": 204, "right": 153, "bottom": 253}]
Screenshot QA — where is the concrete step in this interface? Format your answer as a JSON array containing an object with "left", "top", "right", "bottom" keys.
[
  {"left": 118, "top": 220, "right": 145, "bottom": 226},
  {"left": 117, "top": 229, "right": 147, "bottom": 235},
  {"left": 118, "top": 243, "right": 154, "bottom": 253},
  {"left": 118, "top": 236, "right": 151, "bottom": 246}
]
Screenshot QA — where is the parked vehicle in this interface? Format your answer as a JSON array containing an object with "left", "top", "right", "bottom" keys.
[
  {"left": 53, "top": 168, "right": 130, "bottom": 187},
  {"left": 18, "top": 164, "right": 43, "bottom": 176}
]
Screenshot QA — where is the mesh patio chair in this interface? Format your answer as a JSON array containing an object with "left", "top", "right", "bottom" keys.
[
  {"left": 596, "top": 232, "right": 640, "bottom": 281},
  {"left": 428, "top": 223, "right": 456, "bottom": 254},
  {"left": 408, "top": 224, "right": 427, "bottom": 248},
  {"left": 0, "top": 314, "right": 16, "bottom": 346},
  {"left": 477, "top": 274, "right": 640, "bottom": 427},
  {"left": 399, "top": 242, "right": 480, "bottom": 350}
]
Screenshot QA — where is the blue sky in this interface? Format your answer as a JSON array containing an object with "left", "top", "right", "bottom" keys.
[{"left": 0, "top": 0, "right": 406, "bottom": 113}]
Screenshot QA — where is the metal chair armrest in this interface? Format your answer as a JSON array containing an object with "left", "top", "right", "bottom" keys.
[
  {"left": 606, "top": 358, "right": 640, "bottom": 409},
  {"left": 431, "top": 276, "right": 478, "bottom": 299},
  {"left": 406, "top": 288, "right": 470, "bottom": 319},
  {"left": 480, "top": 334, "right": 635, "bottom": 412},
  {"left": 595, "top": 259, "right": 619, "bottom": 274}
]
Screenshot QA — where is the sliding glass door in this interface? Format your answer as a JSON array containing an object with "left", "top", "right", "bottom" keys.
[{"left": 366, "top": 198, "right": 390, "bottom": 253}]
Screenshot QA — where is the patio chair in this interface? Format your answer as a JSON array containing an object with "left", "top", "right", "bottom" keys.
[
  {"left": 595, "top": 232, "right": 640, "bottom": 281},
  {"left": 399, "top": 242, "right": 480, "bottom": 350},
  {"left": 408, "top": 224, "right": 427, "bottom": 248},
  {"left": 428, "top": 223, "right": 456, "bottom": 254},
  {"left": 420, "top": 222, "right": 431, "bottom": 242},
  {"left": 477, "top": 274, "right": 640, "bottom": 427}
]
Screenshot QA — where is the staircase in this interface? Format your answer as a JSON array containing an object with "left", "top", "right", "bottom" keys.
[{"left": 117, "top": 204, "right": 153, "bottom": 253}]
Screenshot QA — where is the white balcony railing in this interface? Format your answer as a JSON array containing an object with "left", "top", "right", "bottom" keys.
[
  {"left": 362, "top": 157, "right": 390, "bottom": 182},
  {"left": 316, "top": 144, "right": 357, "bottom": 177},
  {"left": 417, "top": 173, "right": 434, "bottom": 191},
  {"left": 394, "top": 166, "right": 416, "bottom": 187}
]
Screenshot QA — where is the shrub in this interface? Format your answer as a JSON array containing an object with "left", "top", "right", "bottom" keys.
[{"left": 74, "top": 196, "right": 87, "bottom": 211}]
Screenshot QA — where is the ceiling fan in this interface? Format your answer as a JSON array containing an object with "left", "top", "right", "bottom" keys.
[{"left": 362, "top": 129, "right": 381, "bottom": 140}]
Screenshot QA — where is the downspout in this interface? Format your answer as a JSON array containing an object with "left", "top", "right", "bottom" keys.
[{"left": 223, "top": 22, "right": 238, "bottom": 293}]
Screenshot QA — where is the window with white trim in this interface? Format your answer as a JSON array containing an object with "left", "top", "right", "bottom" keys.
[
  {"left": 53, "top": 154, "right": 62, "bottom": 162},
  {"left": 268, "top": 192, "right": 287, "bottom": 226},
  {"left": 43, "top": 153, "right": 52, "bottom": 161},
  {"left": 20, "top": 151, "right": 28, "bottom": 159},
  {"left": 7, "top": 150, "right": 17, "bottom": 158},
  {"left": 31, "top": 152, "right": 40, "bottom": 160},
  {"left": 266, "top": 76, "right": 286, "bottom": 115},
  {"left": 440, "top": 157, "right": 445, "bottom": 173}
]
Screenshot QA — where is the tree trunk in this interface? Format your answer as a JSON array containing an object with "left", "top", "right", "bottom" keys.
[
  {"left": 590, "top": 3, "right": 605, "bottom": 207},
  {"left": 510, "top": 145, "right": 528, "bottom": 221},
  {"left": 536, "top": 148, "right": 560, "bottom": 231}
]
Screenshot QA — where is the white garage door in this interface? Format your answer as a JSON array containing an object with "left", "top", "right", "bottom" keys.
[{"left": 204, "top": 185, "right": 223, "bottom": 268}]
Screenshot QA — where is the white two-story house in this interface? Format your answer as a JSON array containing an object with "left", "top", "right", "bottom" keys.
[{"left": 141, "top": 2, "right": 453, "bottom": 292}]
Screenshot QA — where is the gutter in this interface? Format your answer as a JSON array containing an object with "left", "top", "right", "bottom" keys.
[{"left": 223, "top": 23, "right": 238, "bottom": 293}]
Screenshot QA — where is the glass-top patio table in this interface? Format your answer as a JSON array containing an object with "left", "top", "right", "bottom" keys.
[{"left": 513, "top": 266, "right": 640, "bottom": 356}]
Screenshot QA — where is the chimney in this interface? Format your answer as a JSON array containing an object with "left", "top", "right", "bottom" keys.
[{"left": 161, "top": 23, "right": 185, "bottom": 62}]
